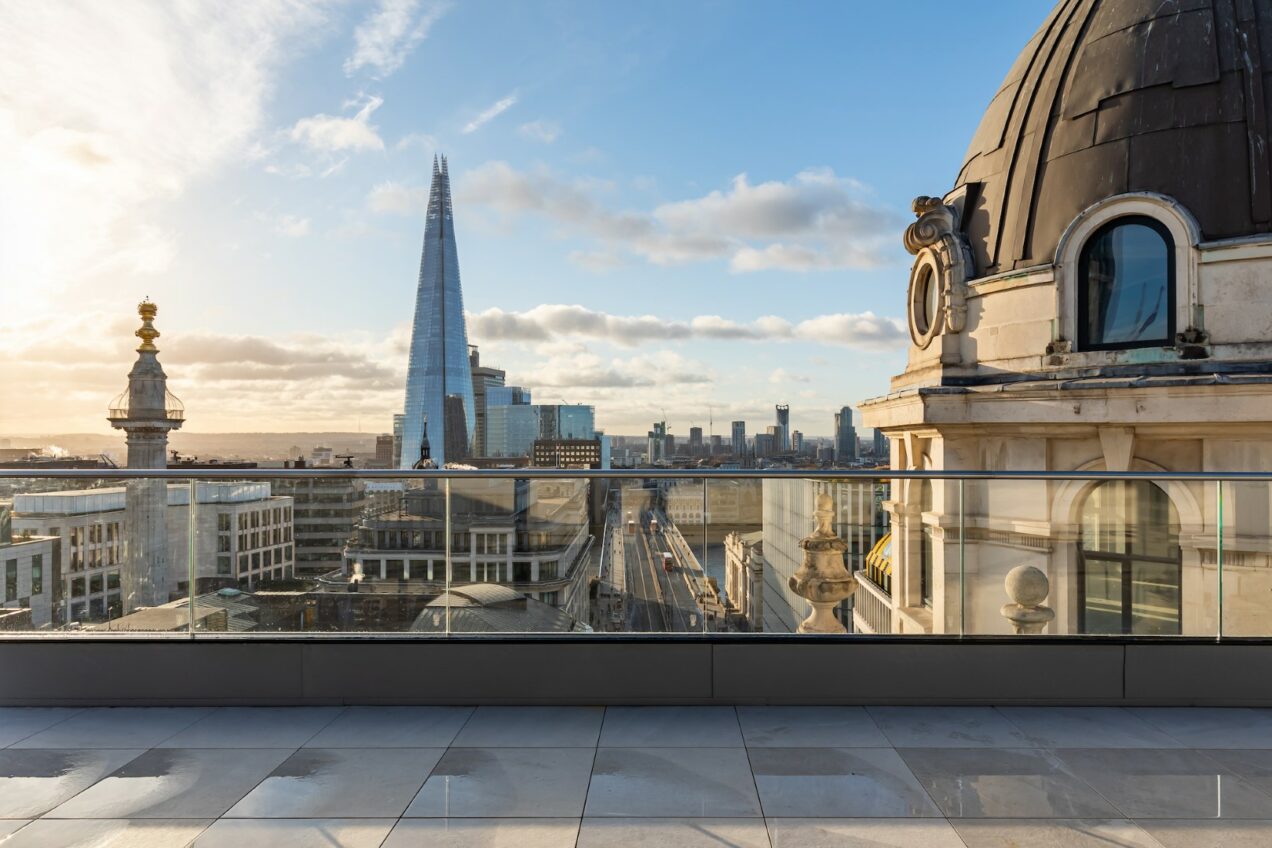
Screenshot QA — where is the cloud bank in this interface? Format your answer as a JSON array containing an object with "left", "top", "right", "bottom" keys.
[{"left": 466, "top": 304, "right": 908, "bottom": 350}]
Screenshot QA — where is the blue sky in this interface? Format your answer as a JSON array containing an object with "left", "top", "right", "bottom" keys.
[{"left": 0, "top": 0, "right": 1054, "bottom": 437}]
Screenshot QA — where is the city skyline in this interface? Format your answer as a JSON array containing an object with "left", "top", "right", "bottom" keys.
[{"left": 0, "top": 0, "right": 1054, "bottom": 438}]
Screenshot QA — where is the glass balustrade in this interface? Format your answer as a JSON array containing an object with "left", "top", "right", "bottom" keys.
[{"left": 0, "top": 469, "right": 1268, "bottom": 638}]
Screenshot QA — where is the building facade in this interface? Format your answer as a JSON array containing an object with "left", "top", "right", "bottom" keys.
[
  {"left": 861, "top": 0, "right": 1272, "bottom": 636},
  {"left": 342, "top": 478, "right": 593, "bottom": 622},
  {"left": 834, "top": 406, "right": 858, "bottom": 464},
  {"left": 400, "top": 156, "right": 476, "bottom": 468},
  {"left": 774, "top": 405, "right": 790, "bottom": 452},
  {"left": 468, "top": 346, "right": 505, "bottom": 458},
  {"left": 270, "top": 478, "right": 367, "bottom": 577},
  {"left": 12, "top": 483, "right": 294, "bottom": 625}
]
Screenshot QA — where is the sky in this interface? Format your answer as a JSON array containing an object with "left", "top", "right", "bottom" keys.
[{"left": 0, "top": 0, "right": 1055, "bottom": 439}]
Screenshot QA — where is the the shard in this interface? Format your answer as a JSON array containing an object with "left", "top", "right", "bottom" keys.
[{"left": 400, "top": 155, "right": 475, "bottom": 468}]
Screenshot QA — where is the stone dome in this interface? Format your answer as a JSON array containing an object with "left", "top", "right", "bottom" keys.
[{"left": 954, "top": 0, "right": 1272, "bottom": 279}]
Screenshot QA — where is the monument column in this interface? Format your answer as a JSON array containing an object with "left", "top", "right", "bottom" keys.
[{"left": 108, "top": 301, "right": 184, "bottom": 611}]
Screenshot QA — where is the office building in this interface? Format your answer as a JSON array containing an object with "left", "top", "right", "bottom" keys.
[
  {"left": 486, "top": 402, "right": 539, "bottom": 458},
  {"left": 400, "top": 155, "right": 475, "bottom": 468},
  {"left": 872, "top": 429, "right": 889, "bottom": 460},
  {"left": 775, "top": 405, "right": 790, "bottom": 452},
  {"left": 688, "top": 427, "right": 703, "bottom": 455},
  {"left": 834, "top": 406, "right": 858, "bottom": 464},
  {"left": 374, "top": 434, "right": 393, "bottom": 467},
  {"left": 270, "top": 478, "right": 367, "bottom": 577},
  {"left": 538, "top": 404, "right": 595, "bottom": 441},
  {"left": 532, "top": 439, "right": 603, "bottom": 469},
  {"left": 791, "top": 430, "right": 804, "bottom": 456},
  {"left": 392, "top": 414, "right": 405, "bottom": 468},
  {"left": 731, "top": 421, "right": 746, "bottom": 455},
  {"left": 12, "top": 483, "right": 294, "bottom": 624},
  {"left": 0, "top": 503, "right": 59, "bottom": 629},
  {"left": 647, "top": 421, "right": 667, "bottom": 464},
  {"left": 468, "top": 346, "right": 505, "bottom": 458}
]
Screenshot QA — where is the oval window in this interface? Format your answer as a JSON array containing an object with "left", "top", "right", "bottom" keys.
[
  {"left": 1078, "top": 217, "right": 1174, "bottom": 349},
  {"left": 913, "top": 265, "right": 937, "bottom": 336}
]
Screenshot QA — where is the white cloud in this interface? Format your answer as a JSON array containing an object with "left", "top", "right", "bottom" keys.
[
  {"left": 367, "top": 180, "right": 429, "bottom": 215},
  {"left": 344, "top": 0, "right": 450, "bottom": 78},
  {"left": 0, "top": 1, "right": 331, "bottom": 318},
  {"left": 455, "top": 161, "right": 905, "bottom": 272},
  {"left": 395, "top": 131, "right": 439, "bottom": 152},
  {"left": 769, "top": 368, "right": 811, "bottom": 384},
  {"left": 517, "top": 119, "right": 561, "bottom": 143},
  {"left": 462, "top": 92, "right": 517, "bottom": 134},
  {"left": 521, "top": 348, "right": 711, "bottom": 389},
  {"left": 466, "top": 304, "right": 908, "bottom": 350},
  {"left": 274, "top": 214, "right": 311, "bottom": 237},
  {"left": 289, "top": 95, "right": 385, "bottom": 153},
  {"left": 567, "top": 250, "right": 625, "bottom": 272}
]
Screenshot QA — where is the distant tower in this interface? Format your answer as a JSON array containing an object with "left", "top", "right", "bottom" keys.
[
  {"left": 400, "top": 155, "right": 476, "bottom": 468},
  {"left": 108, "top": 300, "right": 185, "bottom": 610},
  {"left": 775, "top": 404, "right": 790, "bottom": 452}
]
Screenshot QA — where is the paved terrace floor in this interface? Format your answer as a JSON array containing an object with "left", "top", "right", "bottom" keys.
[{"left": 0, "top": 706, "right": 1267, "bottom": 846}]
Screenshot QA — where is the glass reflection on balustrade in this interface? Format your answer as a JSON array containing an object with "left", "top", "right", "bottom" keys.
[
  {"left": 1, "top": 471, "right": 1261, "bottom": 637},
  {"left": 1219, "top": 480, "right": 1272, "bottom": 637},
  {"left": 957, "top": 477, "right": 1215, "bottom": 637},
  {"left": 0, "top": 475, "right": 192, "bottom": 633}
]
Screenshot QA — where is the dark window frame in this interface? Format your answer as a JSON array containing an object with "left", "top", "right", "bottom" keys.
[{"left": 1077, "top": 215, "right": 1176, "bottom": 351}]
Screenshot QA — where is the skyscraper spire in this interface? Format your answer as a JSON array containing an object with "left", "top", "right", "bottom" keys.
[{"left": 400, "top": 155, "right": 475, "bottom": 468}]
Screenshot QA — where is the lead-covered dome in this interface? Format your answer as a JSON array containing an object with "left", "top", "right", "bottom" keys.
[{"left": 956, "top": 0, "right": 1272, "bottom": 278}]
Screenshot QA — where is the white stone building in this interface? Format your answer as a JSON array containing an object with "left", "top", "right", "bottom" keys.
[
  {"left": 861, "top": 0, "right": 1272, "bottom": 636},
  {"left": 12, "top": 483, "right": 294, "bottom": 624}
]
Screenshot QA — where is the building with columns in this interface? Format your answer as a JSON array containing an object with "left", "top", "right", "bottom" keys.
[{"left": 861, "top": 0, "right": 1272, "bottom": 637}]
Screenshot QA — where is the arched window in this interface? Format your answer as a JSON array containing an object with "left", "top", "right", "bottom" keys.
[
  {"left": 1078, "top": 216, "right": 1175, "bottom": 350},
  {"left": 1077, "top": 480, "right": 1181, "bottom": 634}
]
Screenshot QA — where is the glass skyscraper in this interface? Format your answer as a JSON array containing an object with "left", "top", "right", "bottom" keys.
[{"left": 400, "top": 155, "right": 475, "bottom": 468}]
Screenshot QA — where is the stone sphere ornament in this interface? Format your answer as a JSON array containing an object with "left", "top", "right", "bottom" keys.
[{"left": 1001, "top": 564, "right": 1055, "bottom": 635}]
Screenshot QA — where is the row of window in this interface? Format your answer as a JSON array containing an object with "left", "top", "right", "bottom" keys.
[{"left": 353, "top": 558, "right": 561, "bottom": 583}]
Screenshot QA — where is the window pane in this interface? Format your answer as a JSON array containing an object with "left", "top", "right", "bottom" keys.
[
  {"left": 1131, "top": 561, "right": 1181, "bottom": 635},
  {"left": 1083, "top": 558, "right": 1124, "bottom": 634},
  {"left": 1084, "top": 221, "right": 1170, "bottom": 346}
]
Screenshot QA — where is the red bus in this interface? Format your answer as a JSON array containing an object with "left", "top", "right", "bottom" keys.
[
  {"left": 626, "top": 520, "right": 636, "bottom": 534},
  {"left": 661, "top": 552, "right": 674, "bottom": 572}
]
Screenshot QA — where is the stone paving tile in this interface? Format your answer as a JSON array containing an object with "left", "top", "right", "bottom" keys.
[
  {"left": 406, "top": 747, "right": 594, "bottom": 818},
  {"left": 951, "top": 818, "right": 1167, "bottom": 848},
  {"left": 192, "top": 818, "right": 395, "bottom": 847},
  {"left": 749, "top": 747, "right": 941, "bottom": 818},
  {"left": 739, "top": 706, "right": 889, "bottom": 747},
  {"left": 1137, "top": 819, "right": 1272, "bottom": 848},
  {"left": 385, "top": 817, "right": 581, "bottom": 847},
  {"left": 577, "top": 817, "right": 771, "bottom": 847},
  {"left": 767, "top": 817, "right": 967, "bottom": 848},
  {"left": 451, "top": 706, "right": 603, "bottom": 747},
  {"left": 585, "top": 748, "right": 762, "bottom": 818},
  {"left": 225, "top": 747, "right": 443, "bottom": 818},
  {"left": 0, "top": 818, "right": 212, "bottom": 848},
  {"left": 600, "top": 706, "right": 743, "bottom": 747},
  {"left": 11, "top": 708, "right": 212, "bottom": 750},
  {"left": 0, "top": 748, "right": 144, "bottom": 818}
]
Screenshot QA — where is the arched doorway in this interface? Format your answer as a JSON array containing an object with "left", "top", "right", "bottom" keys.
[{"left": 1078, "top": 480, "right": 1182, "bottom": 634}]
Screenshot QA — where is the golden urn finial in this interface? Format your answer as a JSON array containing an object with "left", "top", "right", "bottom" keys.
[{"left": 136, "top": 298, "right": 160, "bottom": 352}]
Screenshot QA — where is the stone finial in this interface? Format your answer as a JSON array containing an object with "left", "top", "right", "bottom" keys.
[
  {"left": 1001, "top": 564, "right": 1055, "bottom": 635},
  {"left": 135, "top": 299, "right": 160, "bottom": 352},
  {"left": 787, "top": 492, "right": 857, "bottom": 634}
]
